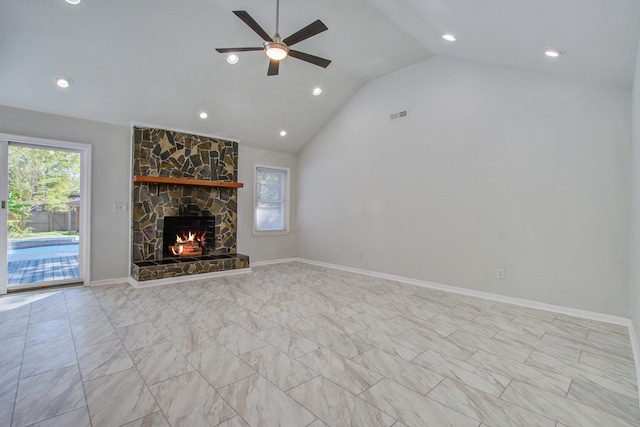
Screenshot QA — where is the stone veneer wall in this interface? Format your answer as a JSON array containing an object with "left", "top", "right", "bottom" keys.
[{"left": 131, "top": 127, "right": 241, "bottom": 265}]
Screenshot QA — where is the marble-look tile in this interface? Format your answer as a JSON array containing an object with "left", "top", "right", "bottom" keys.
[
  {"left": 0, "top": 314, "right": 29, "bottom": 340},
  {"left": 467, "top": 350, "right": 571, "bottom": 395},
  {"left": 12, "top": 366, "right": 85, "bottom": 427},
  {"left": 0, "top": 363, "right": 20, "bottom": 405},
  {"left": 567, "top": 377, "right": 640, "bottom": 424},
  {"left": 186, "top": 308, "right": 228, "bottom": 331},
  {"left": 493, "top": 329, "right": 581, "bottom": 362},
  {"left": 305, "top": 326, "right": 371, "bottom": 359},
  {"left": 26, "top": 318, "right": 72, "bottom": 345},
  {"left": 219, "top": 374, "right": 315, "bottom": 427},
  {"left": 145, "top": 306, "right": 189, "bottom": 330},
  {"left": 160, "top": 323, "right": 215, "bottom": 354},
  {"left": 579, "top": 350, "right": 637, "bottom": 379},
  {"left": 217, "top": 415, "right": 250, "bottom": 427},
  {"left": 185, "top": 343, "right": 256, "bottom": 389},
  {"left": 526, "top": 350, "right": 638, "bottom": 399},
  {"left": 20, "top": 337, "right": 77, "bottom": 378},
  {"left": 267, "top": 311, "right": 319, "bottom": 334},
  {"left": 0, "top": 336, "right": 25, "bottom": 367},
  {"left": 277, "top": 299, "right": 323, "bottom": 318},
  {"left": 130, "top": 341, "right": 195, "bottom": 385},
  {"left": 399, "top": 327, "right": 476, "bottom": 360},
  {"left": 360, "top": 378, "right": 479, "bottom": 427},
  {"left": 288, "top": 376, "right": 395, "bottom": 427},
  {"left": 0, "top": 402, "right": 12, "bottom": 427},
  {"left": 121, "top": 411, "right": 170, "bottom": 427},
  {"left": 428, "top": 378, "right": 555, "bottom": 426},
  {"left": 412, "top": 349, "right": 510, "bottom": 397},
  {"left": 427, "top": 313, "right": 500, "bottom": 338},
  {"left": 510, "top": 314, "right": 589, "bottom": 339},
  {"left": 255, "top": 326, "right": 319, "bottom": 358},
  {"left": 105, "top": 305, "right": 148, "bottom": 329},
  {"left": 297, "top": 348, "right": 382, "bottom": 395},
  {"left": 349, "top": 301, "right": 400, "bottom": 319},
  {"left": 76, "top": 339, "right": 134, "bottom": 381},
  {"left": 67, "top": 305, "right": 109, "bottom": 326},
  {"left": 71, "top": 320, "right": 118, "bottom": 348},
  {"left": 209, "top": 324, "right": 268, "bottom": 355},
  {"left": 150, "top": 371, "right": 236, "bottom": 426},
  {"left": 353, "top": 348, "right": 443, "bottom": 395},
  {"left": 350, "top": 312, "right": 412, "bottom": 336},
  {"left": 448, "top": 329, "right": 532, "bottom": 362},
  {"left": 310, "top": 312, "right": 367, "bottom": 336},
  {"left": 351, "top": 328, "right": 423, "bottom": 361},
  {"left": 543, "top": 330, "right": 633, "bottom": 361},
  {"left": 502, "top": 380, "right": 636, "bottom": 427},
  {"left": 84, "top": 367, "right": 158, "bottom": 427},
  {"left": 224, "top": 309, "right": 275, "bottom": 333},
  {"left": 115, "top": 321, "right": 166, "bottom": 351},
  {"left": 29, "top": 407, "right": 91, "bottom": 427},
  {"left": 553, "top": 315, "right": 629, "bottom": 337},
  {"left": 241, "top": 345, "right": 317, "bottom": 391},
  {"left": 489, "top": 303, "right": 557, "bottom": 324}
]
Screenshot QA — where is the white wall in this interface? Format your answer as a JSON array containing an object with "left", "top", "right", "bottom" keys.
[
  {"left": 630, "top": 39, "right": 640, "bottom": 340},
  {"left": 237, "top": 145, "right": 298, "bottom": 262},
  {"left": 297, "top": 56, "right": 632, "bottom": 316},
  {"left": 0, "top": 105, "right": 131, "bottom": 281}
]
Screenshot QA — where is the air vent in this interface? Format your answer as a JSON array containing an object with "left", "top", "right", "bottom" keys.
[{"left": 390, "top": 109, "right": 409, "bottom": 122}]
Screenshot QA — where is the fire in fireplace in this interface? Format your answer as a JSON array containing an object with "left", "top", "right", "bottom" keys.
[{"left": 162, "top": 216, "right": 215, "bottom": 258}]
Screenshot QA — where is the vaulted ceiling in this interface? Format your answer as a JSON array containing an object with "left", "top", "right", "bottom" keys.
[{"left": 1, "top": 0, "right": 639, "bottom": 153}]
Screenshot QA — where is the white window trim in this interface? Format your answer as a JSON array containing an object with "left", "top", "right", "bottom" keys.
[{"left": 253, "top": 164, "right": 290, "bottom": 236}]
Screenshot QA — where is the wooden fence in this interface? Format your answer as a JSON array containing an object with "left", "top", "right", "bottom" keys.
[{"left": 25, "top": 211, "right": 78, "bottom": 232}]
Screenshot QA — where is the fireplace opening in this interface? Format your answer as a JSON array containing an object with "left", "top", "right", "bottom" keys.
[{"left": 162, "top": 216, "right": 215, "bottom": 258}]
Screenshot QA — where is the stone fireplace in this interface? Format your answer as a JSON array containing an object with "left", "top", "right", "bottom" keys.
[{"left": 130, "top": 126, "right": 249, "bottom": 282}]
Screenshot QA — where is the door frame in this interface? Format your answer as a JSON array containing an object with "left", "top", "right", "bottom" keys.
[{"left": 0, "top": 133, "right": 92, "bottom": 294}]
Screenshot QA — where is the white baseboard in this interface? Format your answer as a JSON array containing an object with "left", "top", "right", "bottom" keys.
[
  {"left": 127, "top": 267, "right": 252, "bottom": 289},
  {"left": 89, "top": 277, "right": 130, "bottom": 287},
  {"left": 251, "top": 258, "right": 299, "bottom": 267}
]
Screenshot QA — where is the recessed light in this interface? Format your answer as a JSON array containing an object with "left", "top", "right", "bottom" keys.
[
  {"left": 442, "top": 34, "right": 456, "bottom": 42},
  {"left": 55, "top": 76, "right": 71, "bottom": 88},
  {"left": 280, "top": 130, "right": 287, "bottom": 136},
  {"left": 199, "top": 111, "right": 208, "bottom": 119},
  {"left": 312, "top": 87, "right": 322, "bottom": 96},
  {"left": 544, "top": 48, "right": 563, "bottom": 58},
  {"left": 226, "top": 54, "right": 239, "bottom": 64},
  {"left": 65, "top": 0, "right": 81, "bottom": 4}
]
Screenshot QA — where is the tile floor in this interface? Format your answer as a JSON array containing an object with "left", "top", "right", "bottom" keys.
[{"left": 0, "top": 261, "right": 638, "bottom": 426}]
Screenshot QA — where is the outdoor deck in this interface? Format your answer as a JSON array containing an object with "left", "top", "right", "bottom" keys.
[{"left": 8, "top": 256, "right": 79, "bottom": 285}]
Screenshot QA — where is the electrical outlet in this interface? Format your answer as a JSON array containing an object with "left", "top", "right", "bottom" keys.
[
  {"left": 113, "top": 202, "right": 128, "bottom": 213},
  {"left": 497, "top": 268, "right": 505, "bottom": 280}
]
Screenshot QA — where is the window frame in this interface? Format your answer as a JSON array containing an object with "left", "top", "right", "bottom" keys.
[{"left": 253, "top": 164, "right": 290, "bottom": 235}]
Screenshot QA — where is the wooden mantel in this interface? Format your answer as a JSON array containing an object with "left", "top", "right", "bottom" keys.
[{"left": 133, "top": 175, "right": 244, "bottom": 188}]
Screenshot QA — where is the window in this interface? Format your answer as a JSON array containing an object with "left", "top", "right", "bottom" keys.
[{"left": 254, "top": 165, "right": 289, "bottom": 233}]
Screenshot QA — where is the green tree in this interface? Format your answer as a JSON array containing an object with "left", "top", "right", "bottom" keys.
[{"left": 8, "top": 146, "right": 80, "bottom": 213}]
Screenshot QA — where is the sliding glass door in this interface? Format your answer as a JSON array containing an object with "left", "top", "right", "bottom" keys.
[{"left": 0, "top": 136, "right": 91, "bottom": 294}]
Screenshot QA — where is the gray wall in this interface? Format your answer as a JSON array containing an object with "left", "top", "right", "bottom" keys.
[
  {"left": 297, "top": 57, "right": 632, "bottom": 316},
  {"left": 0, "top": 105, "right": 131, "bottom": 282},
  {"left": 237, "top": 145, "right": 298, "bottom": 262},
  {"left": 631, "top": 39, "right": 640, "bottom": 340}
]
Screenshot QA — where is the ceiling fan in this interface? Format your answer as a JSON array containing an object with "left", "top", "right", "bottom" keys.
[{"left": 215, "top": 0, "right": 331, "bottom": 76}]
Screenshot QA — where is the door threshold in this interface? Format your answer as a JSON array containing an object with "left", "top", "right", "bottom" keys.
[{"left": 7, "top": 280, "right": 84, "bottom": 294}]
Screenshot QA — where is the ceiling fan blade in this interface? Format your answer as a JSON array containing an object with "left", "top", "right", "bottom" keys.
[
  {"left": 267, "top": 59, "right": 280, "bottom": 76},
  {"left": 215, "top": 47, "right": 263, "bottom": 53},
  {"left": 233, "top": 10, "right": 273, "bottom": 42},
  {"left": 282, "top": 20, "right": 328, "bottom": 46},
  {"left": 288, "top": 50, "right": 331, "bottom": 68}
]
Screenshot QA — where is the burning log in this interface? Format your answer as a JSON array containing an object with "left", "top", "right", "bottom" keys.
[{"left": 169, "top": 230, "right": 206, "bottom": 257}]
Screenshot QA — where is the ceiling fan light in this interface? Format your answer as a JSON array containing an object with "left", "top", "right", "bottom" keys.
[
  {"left": 265, "top": 41, "right": 289, "bottom": 60},
  {"left": 544, "top": 48, "right": 563, "bottom": 58}
]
